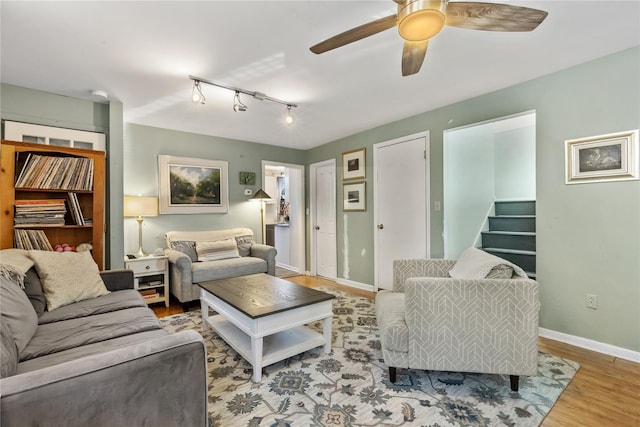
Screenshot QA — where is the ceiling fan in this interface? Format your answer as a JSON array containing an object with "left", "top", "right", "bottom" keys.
[{"left": 310, "top": 0, "right": 548, "bottom": 76}]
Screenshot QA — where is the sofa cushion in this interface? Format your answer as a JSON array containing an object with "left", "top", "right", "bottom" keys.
[
  {"left": 29, "top": 250, "right": 110, "bottom": 311},
  {"left": 191, "top": 257, "right": 267, "bottom": 283},
  {"left": 16, "top": 329, "right": 168, "bottom": 374},
  {"left": 38, "top": 290, "right": 146, "bottom": 324},
  {"left": 166, "top": 227, "right": 254, "bottom": 247},
  {"left": 0, "top": 277, "right": 38, "bottom": 353},
  {"left": 375, "top": 291, "right": 408, "bottom": 353},
  {"left": 235, "top": 234, "right": 254, "bottom": 257},
  {"left": 20, "top": 306, "right": 162, "bottom": 361},
  {"left": 169, "top": 240, "right": 197, "bottom": 262},
  {"left": 196, "top": 238, "right": 240, "bottom": 262},
  {"left": 1, "top": 320, "right": 19, "bottom": 378}
]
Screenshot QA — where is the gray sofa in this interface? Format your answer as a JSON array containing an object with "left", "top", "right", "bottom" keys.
[
  {"left": 164, "top": 228, "right": 277, "bottom": 304},
  {"left": 1, "top": 265, "right": 208, "bottom": 426}
]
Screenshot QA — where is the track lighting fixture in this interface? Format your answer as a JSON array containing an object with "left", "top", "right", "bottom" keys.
[
  {"left": 188, "top": 75, "right": 297, "bottom": 122},
  {"left": 233, "top": 91, "right": 248, "bottom": 112},
  {"left": 191, "top": 81, "right": 205, "bottom": 104},
  {"left": 285, "top": 105, "right": 294, "bottom": 125}
]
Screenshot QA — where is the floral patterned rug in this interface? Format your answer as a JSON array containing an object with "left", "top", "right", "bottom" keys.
[{"left": 160, "top": 289, "right": 579, "bottom": 427}]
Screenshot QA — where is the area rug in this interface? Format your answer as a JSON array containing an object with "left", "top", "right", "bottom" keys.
[{"left": 160, "top": 289, "right": 579, "bottom": 427}]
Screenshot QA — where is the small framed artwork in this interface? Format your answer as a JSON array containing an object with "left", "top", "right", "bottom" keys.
[
  {"left": 239, "top": 171, "right": 256, "bottom": 185},
  {"left": 565, "top": 130, "right": 639, "bottom": 184},
  {"left": 343, "top": 182, "right": 366, "bottom": 211},
  {"left": 158, "top": 155, "right": 229, "bottom": 214},
  {"left": 342, "top": 148, "right": 366, "bottom": 180}
]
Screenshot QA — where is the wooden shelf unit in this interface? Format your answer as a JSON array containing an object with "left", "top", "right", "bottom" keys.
[{"left": 1, "top": 140, "right": 105, "bottom": 269}]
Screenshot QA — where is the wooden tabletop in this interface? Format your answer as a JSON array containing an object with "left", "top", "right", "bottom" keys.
[{"left": 198, "top": 273, "right": 335, "bottom": 319}]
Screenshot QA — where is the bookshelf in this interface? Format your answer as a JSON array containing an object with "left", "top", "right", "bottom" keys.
[{"left": 1, "top": 140, "right": 105, "bottom": 269}]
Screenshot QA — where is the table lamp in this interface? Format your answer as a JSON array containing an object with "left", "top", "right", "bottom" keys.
[
  {"left": 124, "top": 196, "right": 158, "bottom": 257},
  {"left": 250, "top": 188, "right": 272, "bottom": 244}
]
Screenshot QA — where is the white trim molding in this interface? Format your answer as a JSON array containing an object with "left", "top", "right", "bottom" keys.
[
  {"left": 539, "top": 328, "right": 640, "bottom": 363},
  {"left": 336, "top": 278, "right": 374, "bottom": 293}
]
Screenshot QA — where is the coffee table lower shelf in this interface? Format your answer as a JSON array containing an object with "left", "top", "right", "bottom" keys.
[{"left": 206, "top": 314, "right": 326, "bottom": 377}]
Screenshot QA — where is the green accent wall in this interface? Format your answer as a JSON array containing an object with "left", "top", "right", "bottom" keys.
[
  {"left": 307, "top": 46, "right": 640, "bottom": 352},
  {"left": 123, "top": 124, "right": 306, "bottom": 255}
]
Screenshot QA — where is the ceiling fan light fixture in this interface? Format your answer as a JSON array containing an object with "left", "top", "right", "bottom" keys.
[{"left": 398, "top": 0, "right": 446, "bottom": 41}]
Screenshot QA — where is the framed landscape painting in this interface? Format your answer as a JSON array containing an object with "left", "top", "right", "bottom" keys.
[
  {"left": 343, "top": 182, "right": 366, "bottom": 211},
  {"left": 565, "top": 130, "right": 638, "bottom": 184},
  {"left": 158, "top": 155, "right": 229, "bottom": 213},
  {"left": 342, "top": 148, "right": 366, "bottom": 181}
]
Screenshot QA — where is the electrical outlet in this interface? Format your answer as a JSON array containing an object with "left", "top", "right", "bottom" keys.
[{"left": 585, "top": 294, "right": 598, "bottom": 310}]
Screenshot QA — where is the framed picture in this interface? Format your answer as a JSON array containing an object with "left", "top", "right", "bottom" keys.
[
  {"left": 158, "top": 155, "right": 229, "bottom": 214},
  {"left": 342, "top": 148, "right": 366, "bottom": 180},
  {"left": 239, "top": 171, "right": 256, "bottom": 185},
  {"left": 343, "top": 182, "right": 366, "bottom": 211},
  {"left": 565, "top": 130, "right": 639, "bottom": 184}
]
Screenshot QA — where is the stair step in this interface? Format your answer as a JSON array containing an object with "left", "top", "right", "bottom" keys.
[
  {"left": 489, "top": 215, "right": 536, "bottom": 232},
  {"left": 525, "top": 272, "right": 537, "bottom": 279},
  {"left": 483, "top": 231, "right": 536, "bottom": 236},
  {"left": 483, "top": 248, "right": 536, "bottom": 273},
  {"left": 483, "top": 248, "right": 536, "bottom": 256},
  {"left": 481, "top": 233, "right": 536, "bottom": 251},
  {"left": 495, "top": 200, "right": 536, "bottom": 216}
]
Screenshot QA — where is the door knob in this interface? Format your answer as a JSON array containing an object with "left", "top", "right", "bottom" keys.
[
  {"left": 315, "top": 226, "right": 320, "bottom": 230},
  {"left": 377, "top": 224, "right": 384, "bottom": 229}
]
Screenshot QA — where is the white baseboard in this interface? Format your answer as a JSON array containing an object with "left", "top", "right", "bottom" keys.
[
  {"left": 275, "top": 262, "right": 298, "bottom": 272},
  {"left": 335, "top": 278, "right": 375, "bottom": 292},
  {"left": 539, "top": 328, "right": 640, "bottom": 363}
]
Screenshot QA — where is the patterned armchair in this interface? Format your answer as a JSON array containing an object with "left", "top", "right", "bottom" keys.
[{"left": 375, "top": 258, "right": 540, "bottom": 391}]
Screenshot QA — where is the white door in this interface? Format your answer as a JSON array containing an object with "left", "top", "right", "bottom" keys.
[
  {"left": 374, "top": 132, "right": 429, "bottom": 290},
  {"left": 311, "top": 159, "right": 337, "bottom": 279}
]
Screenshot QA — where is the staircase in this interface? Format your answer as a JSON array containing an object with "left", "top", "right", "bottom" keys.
[{"left": 481, "top": 200, "right": 536, "bottom": 278}]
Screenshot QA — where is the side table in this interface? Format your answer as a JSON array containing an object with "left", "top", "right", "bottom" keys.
[{"left": 124, "top": 255, "right": 170, "bottom": 307}]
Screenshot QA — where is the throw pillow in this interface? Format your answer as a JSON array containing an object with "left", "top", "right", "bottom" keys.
[
  {"left": 28, "top": 250, "right": 110, "bottom": 311},
  {"left": 449, "top": 247, "right": 518, "bottom": 279},
  {"left": 486, "top": 264, "right": 514, "bottom": 279},
  {"left": 0, "top": 276, "right": 38, "bottom": 353},
  {"left": 196, "top": 238, "right": 240, "bottom": 262},
  {"left": 170, "top": 240, "right": 198, "bottom": 262},
  {"left": 23, "top": 268, "right": 47, "bottom": 315},
  {"left": 235, "top": 234, "right": 254, "bottom": 257}
]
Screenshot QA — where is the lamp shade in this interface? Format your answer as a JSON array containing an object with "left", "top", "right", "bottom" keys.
[
  {"left": 250, "top": 188, "right": 272, "bottom": 201},
  {"left": 124, "top": 196, "right": 158, "bottom": 217}
]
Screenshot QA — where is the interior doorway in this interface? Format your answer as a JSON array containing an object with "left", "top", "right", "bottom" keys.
[
  {"left": 443, "top": 111, "right": 536, "bottom": 259},
  {"left": 262, "top": 161, "right": 305, "bottom": 275}
]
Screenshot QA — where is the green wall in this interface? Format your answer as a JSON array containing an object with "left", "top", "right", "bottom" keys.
[
  {"left": 307, "top": 46, "right": 640, "bottom": 352},
  {"left": 2, "top": 47, "right": 638, "bottom": 353},
  {"left": 123, "top": 124, "right": 306, "bottom": 255}
]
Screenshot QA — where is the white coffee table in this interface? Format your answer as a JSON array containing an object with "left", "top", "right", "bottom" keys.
[{"left": 199, "top": 273, "right": 335, "bottom": 382}]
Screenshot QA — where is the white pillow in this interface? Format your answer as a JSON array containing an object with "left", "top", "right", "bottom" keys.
[
  {"left": 449, "top": 247, "right": 520, "bottom": 279},
  {"left": 196, "top": 238, "right": 240, "bottom": 262},
  {"left": 28, "top": 250, "right": 110, "bottom": 311}
]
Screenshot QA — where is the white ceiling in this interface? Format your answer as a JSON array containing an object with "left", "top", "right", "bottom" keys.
[{"left": 1, "top": 1, "right": 639, "bottom": 149}]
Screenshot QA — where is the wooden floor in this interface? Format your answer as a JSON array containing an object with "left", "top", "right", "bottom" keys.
[{"left": 152, "top": 275, "right": 640, "bottom": 427}]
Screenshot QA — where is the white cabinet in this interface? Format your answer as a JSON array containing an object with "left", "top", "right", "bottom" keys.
[
  {"left": 264, "top": 176, "right": 278, "bottom": 204},
  {"left": 274, "top": 225, "right": 290, "bottom": 267},
  {"left": 125, "top": 256, "right": 169, "bottom": 307}
]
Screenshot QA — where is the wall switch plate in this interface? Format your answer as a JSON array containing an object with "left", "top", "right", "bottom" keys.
[
  {"left": 244, "top": 189, "right": 253, "bottom": 196},
  {"left": 434, "top": 201, "right": 441, "bottom": 211},
  {"left": 585, "top": 294, "right": 598, "bottom": 309}
]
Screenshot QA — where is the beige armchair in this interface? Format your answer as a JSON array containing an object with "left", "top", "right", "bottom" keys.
[{"left": 375, "top": 257, "right": 540, "bottom": 391}]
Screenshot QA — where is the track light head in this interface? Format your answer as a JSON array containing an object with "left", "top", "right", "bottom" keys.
[
  {"left": 285, "top": 105, "right": 294, "bottom": 125},
  {"left": 233, "top": 91, "right": 248, "bottom": 112},
  {"left": 191, "top": 81, "right": 205, "bottom": 104}
]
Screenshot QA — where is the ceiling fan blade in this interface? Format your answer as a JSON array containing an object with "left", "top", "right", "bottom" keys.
[
  {"left": 445, "top": 2, "right": 548, "bottom": 32},
  {"left": 402, "top": 40, "right": 428, "bottom": 76},
  {"left": 310, "top": 14, "right": 398, "bottom": 54}
]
